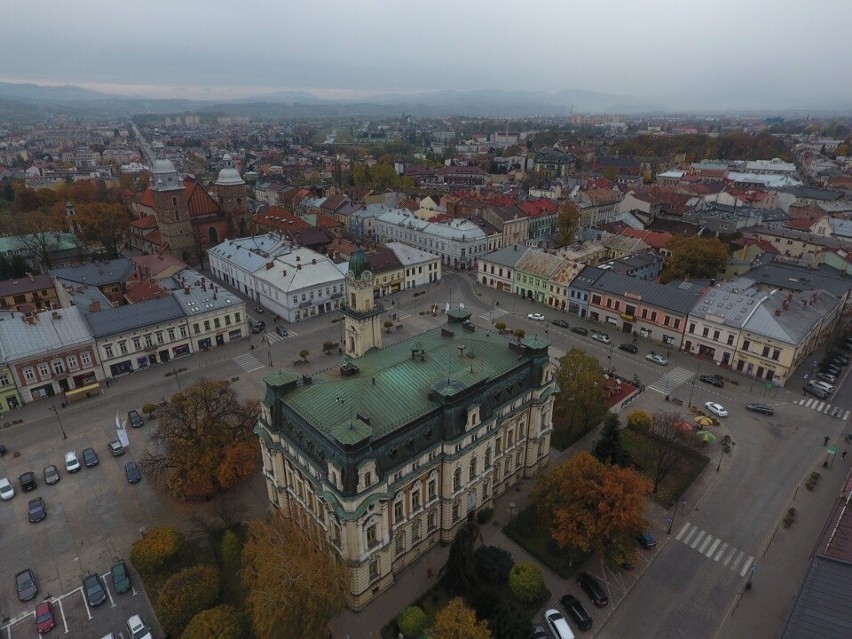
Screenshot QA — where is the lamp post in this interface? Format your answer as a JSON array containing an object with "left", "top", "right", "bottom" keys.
[
  {"left": 607, "top": 347, "right": 613, "bottom": 374},
  {"left": 717, "top": 437, "right": 735, "bottom": 472},
  {"left": 688, "top": 365, "right": 699, "bottom": 408},
  {"left": 171, "top": 367, "right": 182, "bottom": 392},
  {"left": 50, "top": 404, "right": 67, "bottom": 440}
]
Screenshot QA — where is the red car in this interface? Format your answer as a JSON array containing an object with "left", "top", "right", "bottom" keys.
[{"left": 36, "top": 600, "right": 56, "bottom": 634}]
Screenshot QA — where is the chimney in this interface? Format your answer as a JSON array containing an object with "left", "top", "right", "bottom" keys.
[
  {"left": 184, "top": 287, "right": 190, "bottom": 295},
  {"left": 265, "top": 262, "right": 274, "bottom": 270},
  {"left": 297, "top": 264, "right": 302, "bottom": 270},
  {"left": 312, "top": 258, "right": 317, "bottom": 265},
  {"left": 282, "top": 269, "right": 287, "bottom": 276},
  {"left": 296, "top": 255, "right": 300, "bottom": 261},
  {"left": 89, "top": 301, "right": 101, "bottom": 313},
  {"left": 51, "top": 311, "right": 60, "bottom": 320}
]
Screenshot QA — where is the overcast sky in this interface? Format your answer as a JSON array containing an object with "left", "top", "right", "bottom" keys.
[{"left": 2, "top": 0, "right": 850, "bottom": 111}]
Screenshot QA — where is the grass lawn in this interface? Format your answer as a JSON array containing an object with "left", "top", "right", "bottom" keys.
[
  {"left": 622, "top": 429, "right": 709, "bottom": 507},
  {"left": 550, "top": 423, "right": 594, "bottom": 451},
  {"left": 380, "top": 582, "right": 453, "bottom": 639},
  {"left": 503, "top": 507, "right": 587, "bottom": 579}
]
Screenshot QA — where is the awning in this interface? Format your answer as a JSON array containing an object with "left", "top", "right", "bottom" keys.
[{"left": 64, "top": 382, "right": 101, "bottom": 400}]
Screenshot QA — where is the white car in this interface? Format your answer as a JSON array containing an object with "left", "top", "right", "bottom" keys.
[
  {"left": 126, "top": 614, "right": 153, "bottom": 639},
  {"left": 527, "top": 313, "right": 545, "bottom": 321},
  {"left": 705, "top": 402, "right": 728, "bottom": 418},
  {"left": 544, "top": 608, "right": 575, "bottom": 639},
  {"left": 592, "top": 332, "right": 611, "bottom": 344},
  {"left": 646, "top": 353, "right": 668, "bottom": 366},
  {"left": 65, "top": 451, "right": 81, "bottom": 473},
  {"left": 0, "top": 477, "right": 15, "bottom": 501}
]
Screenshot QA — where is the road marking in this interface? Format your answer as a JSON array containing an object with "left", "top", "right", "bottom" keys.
[
  {"left": 647, "top": 366, "right": 695, "bottom": 395},
  {"left": 233, "top": 353, "right": 264, "bottom": 373},
  {"left": 56, "top": 595, "right": 69, "bottom": 634},
  {"left": 714, "top": 542, "right": 729, "bottom": 561},
  {"left": 731, "top": 551, "right": 745, "bottom": 573},
  {"left": 723, "top": 547, "right": 737, "bottom": 566},
  {"left": 102, "top": 571, "right": 116, "bottom": 608},
  {"left": 844, "top": 411, "right": 850, "bottom": 421},
  {"left": 690, "top": 531, "right": 706, "bottom": 549},
  {"left": 698, "top": 535, "right": 715, "bottom": 554},
  {"left": 705, "top": 538, "right": 721, "bottom": 557},
  {"left": 816, "top": 401, "right": 826, "bottom": 412},
  {"left": 802, "top": 398, "right": 813, "bottom": 408},
  {"left": 676, "top": 522, "right": 691, "bottom": 541},
  {"left": 682, "top": 526, "right": 698, "bottom": 545},
  {"left": 739, "top": 556, "right": 754, "bottom": 576}
]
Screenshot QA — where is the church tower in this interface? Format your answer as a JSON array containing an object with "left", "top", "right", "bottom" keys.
[
  {"left": 214, "top": 154, "right": 249, "bottom": 236},
  {"left": 150, "top": 159, "right": 196, "bottom": 261},
  {"left": 342, "top": 245, "right": 383, "bottom": 358}
]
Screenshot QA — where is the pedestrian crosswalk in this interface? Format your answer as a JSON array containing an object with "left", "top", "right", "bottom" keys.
[
  {"left": 647, "top": 366, "right": 694, "bottom": 395},
  {"left": 480, "top": 308, "right": 509, "bottom": 322},
  {"left": 795, "top": 397, "right": 850, "bottom": 420},
  {"left": 233, "top": 352, "right": 265, "bottom": 373},
  {"left": 675, "top": 522, "right": 754, "bottom": 576}
]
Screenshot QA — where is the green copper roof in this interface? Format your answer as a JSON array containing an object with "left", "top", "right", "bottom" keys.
[
  {"left": 349, "top": 244, "right": 370, "bottom": 279},
  {"left": 275, "top": 324, "right": 527, "bottom": 444}
]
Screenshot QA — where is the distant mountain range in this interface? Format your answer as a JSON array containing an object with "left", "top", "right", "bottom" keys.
[{"left": 0, "top": 81, "right": 665, "bottom": 120}]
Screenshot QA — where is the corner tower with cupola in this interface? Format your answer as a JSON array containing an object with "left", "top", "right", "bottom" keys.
[
  {"left": 214, "top": 154, "right": 249, "bottom": 235},
  {"left": 342, "top": 244, "right": 383, "bottom": 358}
]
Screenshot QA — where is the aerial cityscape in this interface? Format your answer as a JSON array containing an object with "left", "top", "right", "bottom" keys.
[{"left": 1, "top": 3, "right": 851, "bottom": 639}]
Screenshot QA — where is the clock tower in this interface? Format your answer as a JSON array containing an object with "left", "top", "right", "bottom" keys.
[{"left": 342, "top": 245, "right": 383, "bottom": 358}]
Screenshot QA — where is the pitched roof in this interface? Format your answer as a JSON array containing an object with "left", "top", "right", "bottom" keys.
[
  {"left": 0, "top": 273, "right": 55, "bottom": 298},
  {"left": 49, "top": 258, "right": 135, "bottom": 287},
  {"left": 621, "top": 228, "right": 673, "bottom": 250},
  {"left": 0, "top": 306, "right": 93, "bottom": 359},
  {"left": 516, "top": 249, "right": 564, "bottom": 279},
  {"left": 480, "top": 244, "right": 531, "bottom": 268},
  {"left": 84, "top": 295, "right": 185, "bottom": 337},
  {"left": 592, "top": 271, "right": 705, "bottom": 314}
]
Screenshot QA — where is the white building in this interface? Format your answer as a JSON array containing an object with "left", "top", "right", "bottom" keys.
[
  {"left": 208, "top": 235, "right": 292, "bottom": 302},
  {"left": 170, "top": 270, "right": 249, "bottom": 352},
  {"left": 385, "top": 242, "right": 442, "bottom": 289}
]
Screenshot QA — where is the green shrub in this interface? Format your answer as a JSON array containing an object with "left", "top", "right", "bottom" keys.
[
  {"left": 475, "top": 545, "right": 514, "bottom": 584},
  {"left": 397, "top": 606, "right": 427, "bottom": 638},
  {"left": 627, "top": 409, "right": 651, "bottom": 432},
  {"left": 508, "top": 562, "right": 546, "bottom": 604},
  {"left": 219, "top": 528, "right": 244, "bottom": 575},
  {"left": 182, "top": 604, "right": 247, "bottom": 639},
  {"left": 157, "top": 564, "right": 221, "bottom": 634},
  {"left": 142, "top": 403, "right": 158, "bottom": 418},
  {"left": 130, "top": 526, "right": 185, "bottom": 576}
]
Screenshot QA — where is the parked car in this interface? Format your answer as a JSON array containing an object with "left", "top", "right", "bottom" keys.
[
  {"left": 619, "top": 342, "right": 638, "bottom": 354},
  {"left": 0, "top": 476, "right": 15, "bottom": 501},
  {"left": 28, "top": 497, "right": 47, "bottom": 523},
  {"left": 126, "top": 614, "right": 154, "bottom": 639},
  {"left": 704, "top": 402, "right": 728, "bottom": 418},
  {"left": 65, "top": 451, "right": 81, "bottom": 473},
  {"left": 533, "top": 625, "right": 549, "bottom": 639},
  {"left": 646, "top": 353, "right": 668, "bottom": 366},
  {"left": 560, "top": 593, "right": 593, "bottom": 631},
  {"left": 820, "top": 363, "right": 842, "bottom": 376},
  {"left": 111, "top": 560, "right": 132, "bottom": 594},
  {"left": 43, "top": 465, "right": 60, "bottom": 485},
  {"left": 810, "top": 380, "right": 835, "bottom": 393},
  {"left": 591, "top": 332, "right": 611, "bottom": 344},
  {"left": 275, "top": 326, "right": 289, "bottom": 337},
  {"left": 15, "top": 569, "right": 38, "bottom": 601},
  {"left": 83, "top": 573, "right": 107, "bottom": 607},
  {"left": 552, "top": 319, "right": 570, "bottom": 328},
  {"left": 577, "top": 572, "right": 608, "bottom": 607},
  {"left": 82, "top": 447, "right": 99, "bottom": 468},
  {"left": 570, "top": 326, "right": 589, "bottom": 336},
  {"left": 527, "top": 313, "right": 545, "bottom": 321},
  {"left": 125, "top": 461, "right": 142, "bottom": 484},
  {"left": 19, "top": 471, "right": 37, "bottom": 492},
  {"left": 636, "top": 531, "right": 657, "bottom": 549},
  {"left": 127, "top": 410, "right": 144, "bottom": 428},
  {"left": 817, "top": 372, "right": 838, "bottom": 384},
  {"left": 35, "top": 599, "right": 56, "bottom": 634},
  {"left": 746, "top": 402, "right": 774, "bottom": 416},
  {"left": 804, "top": 383, "right": 830, "bottom": 399},
  {"left": 544, "top": 609, "right": 576, "bottom": 639},
  {"left": 250, "top": 320, "right": 266, "bottom": 334},
  {"left": 698, "top": 374, "right": 724, "bottom": 388},
  {"left": 109, "top": 440, "right": 126, "bottom": 457},
  {"left": 254, "top": 304, "right": 264, "bottom": 314},
  {"left": 830, "top": 354, "right": 849, "bottom": 367}
]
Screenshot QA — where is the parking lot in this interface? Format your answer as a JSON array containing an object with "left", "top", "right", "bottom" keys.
[{"left": 0, "top": 423, "right": 161, "bottom": 638}]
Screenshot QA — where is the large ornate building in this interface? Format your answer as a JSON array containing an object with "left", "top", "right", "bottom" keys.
[
  {"left": 255, "top": 246, "right": 557, "bottom": 608},
  {"left": 128, "top": 155, "right": 248, "bottom": 265}
]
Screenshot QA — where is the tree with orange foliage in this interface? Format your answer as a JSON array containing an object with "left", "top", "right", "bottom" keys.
[
  {"left": 75, "top": 202, "right": 131, "bottom": 257},
  {"left": 431, "top": 597, "right": 493, "bottom": 639},
  {"left": 532, "top": 451, "right": 652, "bottom": 567},
  {"left": 141, "top": 378, "right": 260, "bottom": 501},
  {"left": 242, "top": 514, "right": 347, "bottom": 639}
]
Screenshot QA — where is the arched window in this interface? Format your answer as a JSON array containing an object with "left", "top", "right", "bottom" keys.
[
  {"left": 469, "top": 457, "right": 477, "bottom": 479},
  {"left": 484, "top": 448, "right": 492, "bottom": 469},
  {"left": 208, "top": 226, "right": 219, "bottom": 245},
  {"left": 172, "top": 196, "right": 178, "bottom": 206},
  {"left": 453, "top": 467, "right": 462, "bottom": 491}
]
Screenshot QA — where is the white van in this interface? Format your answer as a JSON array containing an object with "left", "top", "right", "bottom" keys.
[{"left": 544, "top": 608, "right": 576, "bottom": 639}]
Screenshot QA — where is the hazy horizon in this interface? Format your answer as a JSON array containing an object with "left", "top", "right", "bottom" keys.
[{"left": 2, "top": 0, "right": 850, "bottom": 111}]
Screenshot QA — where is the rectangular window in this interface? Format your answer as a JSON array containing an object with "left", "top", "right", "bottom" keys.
[
  {"left": 168, "top": 328, "right": 176, "bottom": 340},
  {"left": 144, "top": 334, "right": 153, "bottom": 347},
  {"left": 155, "top": 331, "right": 164, "bottom": 344},
  {"left": 179, "top": 325, "right": 188, "bottom": 338},
  {"left": 727, "top": 335, "right": 734, "bottom": 346},
  {"left": 772, "top": 349, "right": 780, "bottom": 361},
  {"left": 0, "top": 374, "right": 8, "bottom": 387},
  {"left": 66, "top": 355, "right": 78, "bottom": 370},
  {"left": 81, "top": 352, "right": 91, "bottom": 366},
  {"left": 395, "top": 532, "right": 405, "bottom": 556},
  {"left": 651, "top": 312, "right": 657, "bottom": 321},
  {"left": 369, "top": 558, "right": 380, "bottom": 581},
  {"left": 234, "top": 313, "right": 241, "bottom": 323},
  {"left": 743, "top": 340, "right": 751, "bottom": 351},
  {"left": 428, "top": 511, "right": 437, "bottom": 532},
  {"left": 103, "top": 345, "right": 113, "bottom": 358},
  {"left": 412, "top": 489, "right": 421, "bottom": 511},
  {"left": 591, "top": 294, "right": 602, "bottom": 305},
  {"left": 394, "top": 501, "right": 404, "bottom": 522},
  {"left": 204, "top": 320, "right": 211, "bottom": 331},
  {"left": 702, "top": 327, "right": 709, "bottom": 338},
  {"left": 119, "top": 341, "right": 128, "bottom": 354},
  {"left": 412, "top": 521, "right": 421, "bottom": 542},
  {"left": 193, "top": 324, "right": 200, "bottom": 334},
  {"left": 762, "top": 346, "right": 770, "bottom": 357},
  {"left": 132, "top": 337, "right": 141, "bottom": 350},
  {"left": 713, "top": 330, "right": 720, "bottom": 340},
  {"left": 225, "top": 316, "right": 231, "bottom": 326},
  {"left": 367, "top": 525, "right": 378, "bottom": 549},
  {"left": 428, "top": 478, "right": 437, "bottom": 501},
  {"left": 689, "top": 323, "right": 695, "bottom": 334},
  {"left": 24, "top": 368, "right": 36, "bottom": 382},
  {"left": 452, "top": 502, "right": 460, "bottom": 522},
  {"left": 214, "top": 318, "right": 221, "bottom": 329},
  {"left": 52, "top": 360, "right": 64, "bottom": 375}
]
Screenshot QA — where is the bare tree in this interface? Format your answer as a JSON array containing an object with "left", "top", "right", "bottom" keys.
[{"left": 647, "top": 411, "right": 691, "bottom": 494}]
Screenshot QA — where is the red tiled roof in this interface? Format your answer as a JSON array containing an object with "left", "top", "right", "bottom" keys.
[
  {"left": 785, "top": 216, "right": 823, "bottom": 231},
  {"left": 732, "top": 237, "right": 779, "bottom": 254},
  {"left": 316, "top": 213, "right": 343, "bottom": 229},
  {"left": 130, "top": 215, "right": 157, "bottom": 230},
  {"left": 184, "top": 178, "right": 221, "bottom": 219},
  {"left": 138, "top": 188, "right": 155, "bottom": 208},
  {"left": 622, "top": 228, "right": 673, "bottom": 250},
  {"left": 125, "top": 278, "right": 169, "bottom": 304}
]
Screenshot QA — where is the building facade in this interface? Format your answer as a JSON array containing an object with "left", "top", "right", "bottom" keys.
[{"left": 256, "top": 250, "right": 556, "bottom": 608}]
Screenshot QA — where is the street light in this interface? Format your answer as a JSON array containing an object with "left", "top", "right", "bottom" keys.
[
  {"left": 171, "top": 367, "right": 182, "bottom": 392},
  {"left": 717, "top": 437, "right": 735, "bottom": 472},
  {"left": 50, "top": 404, "right": 67, "bottom": 440},
  {"left": 607, "top": 347, "right": 613, "bottom": 374}
]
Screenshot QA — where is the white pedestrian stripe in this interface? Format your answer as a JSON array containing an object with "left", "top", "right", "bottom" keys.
[
  {"left": 234, "top": 353, "right": 264, "bottom": 373},
  {"left": 647, "top": 366, "right": 695, "bottom": 395},
  {"left": 795, "top": 398, "right": 849, "bottom": 420},
  {"left": 676, "top": 522, "right": 753, "bottom": 576},
  {"left": 480, "top": 308, "right": 509, "bottom": 322}
]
